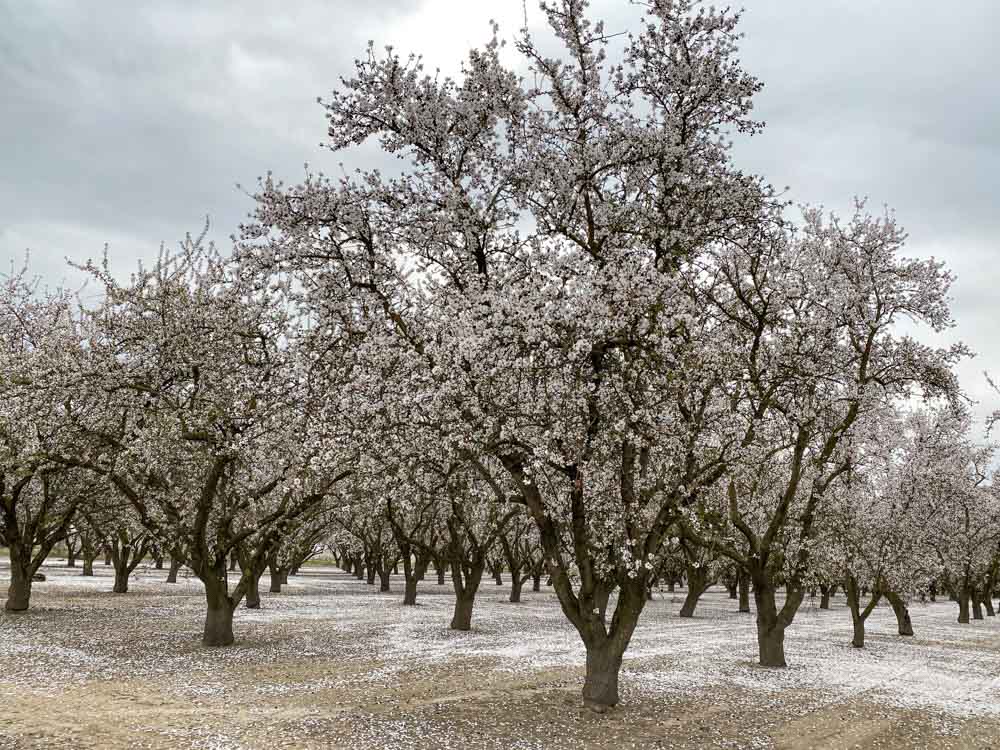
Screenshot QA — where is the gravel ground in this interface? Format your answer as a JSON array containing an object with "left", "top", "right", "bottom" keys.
[{"left": 2, "top": 560, "right": 999, "bottom": 749}]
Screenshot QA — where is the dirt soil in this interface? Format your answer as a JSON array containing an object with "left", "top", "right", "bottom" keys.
[{"left": 2, "top": 563, "right": 998, "bottom": 749}]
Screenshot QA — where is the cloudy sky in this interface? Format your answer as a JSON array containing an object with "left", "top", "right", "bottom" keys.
[{"left": 2, "top": 0, "right": 998, "bottom": 420}]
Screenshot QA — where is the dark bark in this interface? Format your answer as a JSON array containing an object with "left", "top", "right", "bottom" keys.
[
  {"left": 738, "top": 571, "right": 750, "bottom": 613},
  {"left": 450, "top": 559, "right": 484, "bottom": 630},
  {"left": 166, "top": 558, "right": 181, "bottom": 583},
  {"left": 582, "top": 639, "right": 626, "bottom": 712},
  {"left": 82, "top": 556, "right": 94, "bottom": 576},
  {"left": 112, "top": 567, "right": 130, "bottom": 594},
  {"left": 244, "top": 571, "right": 261, "bottom": 609},
  {"left": 202, "top": 576, "right": 236, "bottom": 647},
  {"left": 819, "top": 583, "right": 832, "bottom": 610},
  {"left": 678, "top": 564, "right": 710, "bottom": 618},
  {"left": 884, "top": 591, "right": 914, "bottom": 636},
  {"left": 532, "top": 572, "right": 541, "bottom": 592},
  {"left": 268, "top": 563, "right": 287, "bottom": 593},
  {"left": 354, "top": 555, "right": 365, "bottom": 580},
  {"left": 985, "top": 593, "right": 996, "bottom": 617},
  {"left": 378, "top": 568, "right": 391, "bottom": 592},
  {"left": 845, "top": 576, "right": 881, "bottom": 648},
  {"left": 971, "top": 589, "right": 984, "bottom": 621},
  {"left": 510, "top": 573, "right": 526, "bottom": 603},
  {"left": 4, "top": 547, "right": 32, "bottom": 612},
  {"left": 154, "top": 556, "right": 164, "bottom": 570},
  {"left": 957, "top": 587, "right": 971, "bottom": 624},
  {"left": 754, "top": 581, "right": 805, "bottom": 667}
]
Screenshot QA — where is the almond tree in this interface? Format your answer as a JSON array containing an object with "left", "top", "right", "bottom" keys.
[{"left": 54, "top": 230, "right": 352, "bottom": 645}]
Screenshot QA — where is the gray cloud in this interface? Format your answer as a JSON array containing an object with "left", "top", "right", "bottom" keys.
[{"left": 2, "top": 0, "right": 997, "bottom": 419}]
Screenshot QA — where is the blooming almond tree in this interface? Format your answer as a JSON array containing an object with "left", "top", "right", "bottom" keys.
[
  {"left": 55, "top": 229, "right": 353, "bottom": 645},
  {"left": 239, "top": 0, "right": 770, "bottom": 710}
]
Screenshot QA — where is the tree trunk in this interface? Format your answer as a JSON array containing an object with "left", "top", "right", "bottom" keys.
[
  {"left": 753, "top": 581, "right": 803, "bottom": 667},
  {"left": 884, "top": 591, "right": 914, "bottom": 636},
  {"left": 104, "top": 552, "right": 112, "bottom": 566},
  {"left": 354, "top": 556, "right": 364, "bottom": 580},
  {"left": 957, "top": 588, "right": 971, "bottom": 624},
  {"left": 971, "top": 589, "right": 984, "bottom": 620},
  {"left": 819, "top": 583, "right": 832, "bottom": 610},
  {"left": 366, "top": 564, "right": 376, "bottom": 586},
  {"left": 727, "top": 583, "right": 737, "bottom": 599},
  {"left": 667, "top": 579, "right": 675, "bottom": 593},
  {"left": 437, "top": 564, "right": 446, "bottom": 585},
  {"left": 112, "top": 567, "right": 130, "bottom": 594},
  {"left": 378, "top": 568, "right": 391, "bottom": 593},
  {"left": 66, "top": 544, "right": 77, "bottom": 568},
  {"left": 403, "top": 576, "right": 418, "bottom": 605},
  {"left": 245, "top": 570, "right": 261, "bottom": 609},
  {"left": 678, "top": 565, "right": 709, "bottom": 618},
  {"left": 532, "top": 572, "right": 541, "bottom": 592},
  {"left": 494, "top": 567, "right": 503, "bottom": 586},
  {"left": 984, "top": 593, "right": 996, "bottom": 617},
  {"left": 166, "top": 558, "right": 181, "bottom": 584},
  {"left": 4, "top": 548, "right": 32, "bottom": 612},
  {"left": 269, "top": 565, "right": 287, "bottom": 593},
  {"left": 203, "top": 580, "right": 235, "bottom": 647},
  {"left": 510, "top": 574, "right": 524, "bottom": 603},
  {"left": 582, "top": 639, "right": 626, "bottom": 712},
  {"left": 82, "top": 556, "right": 95, "bottom": 577},
  {"left": 738, "top": 572, "right": 750, "bottom": 613},
  {"left": 451, "top": 592, "right": 476, "bottom": 630},
  {"left": 154, "top": 556, "right": 164, "bottom": 570}
]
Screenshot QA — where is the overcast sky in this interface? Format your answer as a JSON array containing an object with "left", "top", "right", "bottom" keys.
[{"left": 2, "top": 0, "right": 998, "bottom": 422}]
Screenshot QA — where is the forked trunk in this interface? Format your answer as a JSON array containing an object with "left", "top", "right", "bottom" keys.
[
  {"left": 679, "top": 565, "right": 709, "bottom": 618},
  {"left": 378, "top": 568, "right": 391, "bottom": 593},
  {"left": 884, "top": 591, "right": 914, "bottom": 636},
  {"left": 82, "top": 557, "right": 95, "bottom": 577},
  {"left": 971, "top": 589, "right": 984, "bottom": 620},
  {"left": 753, "top": 581, "right": 803, "bottom": 667}
]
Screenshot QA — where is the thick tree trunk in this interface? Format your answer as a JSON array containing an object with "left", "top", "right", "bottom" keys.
[
  {"left": 112, "top": 567, "right": 130, "bottom": 594},
  {"left": 82, "top": 555, "right": 95, "bottom": 577},
  {"left": 753, "top": 582, "right": 803, "bottom": 667},
  {"left": 202, "top": 575, "right": 235, "bottom": 647},
  {"left": 510, "top": 574, "right": 524, "bottom": 603},
  {"left": 353, "top": 556, "right": 364, "bottom": 580},
  {"left": 154, "top": 556, "right": 164, "bottom": 570},
  {"left": 378, "top": 568, "right": 391, "bottom": 593},
  {"left": 66, "top": 544, "right": 77, "bottom": 568},
  {"left": 984, "top": 593, "right": 996, "bottom": 617},
  {"left": 738, "top": 572, "right": 750, "bottom": 613},
  {"left": 245, "top": 570, "right": 261, "bottom": 609},
  {"left": 727, "top": 583, "right": 737, "bottom": 599},
  {"left": 403, "top": 576, "right": 418, "bottom": 605},
  {"left": 451, "top": 592, "right": 476, "bottom": 630},
  {"left": 884, "top": 591, "right": 914, "bottom": 636},
  {"left": 437, "top": 564, "right": 447, "bottom": 585},
  {"left": 957, "top": 588, "right": 971, "bottom": 624},
  {"left": 494, "top": 567, "right": 503, "bottom": 585},
  {"left": 104, "top": 552, "right": 112, "bottom": 566},
  {"left": 166, "top": 558, "right": 181, "bottom": 584},
  {"left": 532, "top": 572, "right": 541, "bottom": 592},
  {"left": 582, "top": 639, "right": 626, "bottom": 712},
  {"left": 269, "top": 565, "right": 287, "bottom": 593},
  {"left": 366, "top": 565, "right": 376, "bottom": 586},
  {"left": 4, "top": 550, "right": 32, "bottom": 612}
]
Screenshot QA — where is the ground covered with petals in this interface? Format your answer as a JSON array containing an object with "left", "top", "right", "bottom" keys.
[{"left": 2, "top": 563, "right": 999, "bottom": 749}]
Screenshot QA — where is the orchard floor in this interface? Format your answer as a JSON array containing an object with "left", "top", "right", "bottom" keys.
[{"left": 2, "top": 563, "right": 1000, "bottom": 750}]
